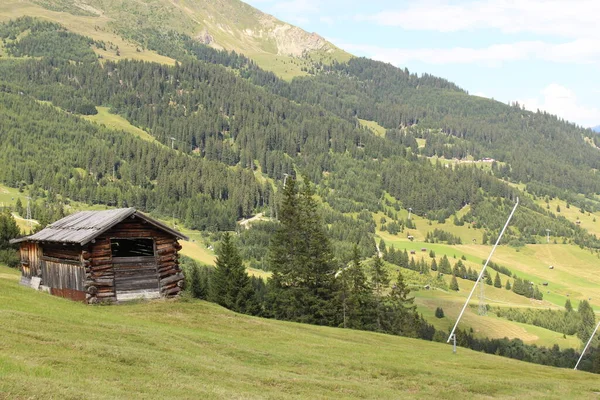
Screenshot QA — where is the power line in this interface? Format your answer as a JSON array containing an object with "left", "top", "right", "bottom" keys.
[
  {"left": 574, "top": 319, "right": 600, "bottom": 370},
  {"left": 447, "top": 197, "right": 519, "bottom": 346}
]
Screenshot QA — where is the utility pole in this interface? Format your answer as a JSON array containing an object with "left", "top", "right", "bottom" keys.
[
  {"left": 283, "top": 173, "right": 289, "bottom": 188},
  {"left": 478, "top": 276, "right": 487, "bottom": 316},
  {"left": 447, "top": 198, "right": 519, "bottom": 348},
  {"left": 546, "top": 229, "right": 551, "bottom": 243},
  {"left": 408, "top": 207, "right": 413, "bottom": 220},
  {"left": 26, "top": 196, "right": 32, "bottom": 229},
  {"left": 170, "top": 137, "right": 176, "bottom": 149}
]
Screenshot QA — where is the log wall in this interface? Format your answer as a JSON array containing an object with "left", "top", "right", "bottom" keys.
[
  {"left": 84, "top": 216, "right": 184, "bottom": 304},
  {"left": 19, "top": 242, "right": 41, "bottom": 286},
  {"left": 18, "top": 215, "right": 184, "bottom": 304}
]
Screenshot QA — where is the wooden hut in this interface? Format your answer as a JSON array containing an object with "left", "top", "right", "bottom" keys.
[{"left": 11, "top": 208, "right": 188, "bottom": 304}]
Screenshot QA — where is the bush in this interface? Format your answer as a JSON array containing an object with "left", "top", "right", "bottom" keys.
[
  {"left": 75, "top": 103, "right": 98, "bottom": 115},
  {"left": 0, "top": 249, "right": 19, "bottom": 268}
]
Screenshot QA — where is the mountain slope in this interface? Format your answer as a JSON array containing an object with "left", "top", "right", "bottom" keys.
[
  {"left": 1, "top": 4, "right": 600, "bottom": 350},
  {"left": 0, "top": 0, "right": 351, "bottom": 79},
  {"left": 1, "top": 265, "right": 599, "bottom": 399}
]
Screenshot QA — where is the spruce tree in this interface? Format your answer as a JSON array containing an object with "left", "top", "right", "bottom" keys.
[
  {"left": 577, "top": 300, "right": 596, "bottom": 342},
  {"left": 189, "top": 265, "right": 204, "bottom": 299},
  {"left": 268, "top": 177, "right": 338, "bottom": 325},
  {"left": 378, "top": 238, "right": 386, "bottom": 255},
  {"left": 343, "top": 245, "right": 376, "bottom": 330},
  {"left": 485, "top": 273, "right": 493, "bottom": 285},
  {"left": 371, "top": 255, "right": 390, "bottom": 331},
  {"left": 15, "top": 198, "right": 23, "bottom": 216},
  {"left": 565, "top": 298, "right": 573, "bottom": 312},
  {"left": 440, "top": 255, "right": 451, "bottom": 274},
  {"left": 385, "top": 269, "right": 418, "bottom": 336},
  {"left": 450, "top": 275, "right": 459, "bottom": 291},
  {"left": 210, "top": 232, "right": 254, "bottom": 313},
  {"left": 505, "top": 280, "right": 512, "bottom": 290},
  {"left": 494, "top": 272, "right": 502, "bottom": 288},
  {"left": 430, "top": 258, "right": 438, "bottom": 271}
]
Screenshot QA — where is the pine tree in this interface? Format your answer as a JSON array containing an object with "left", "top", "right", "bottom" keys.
[
  {"left": 378, "top": 238, "right": 386, "bottom": 255},
  {"left": 268, "top": 177, "right": 338, "bottom": 325},
  {"left": 493, "top": 272, "right": 502, "bottom": 288},
  {"left": 565, "top": 298, "right": 573, "bottom": 312},
  {"left": 14, "top": 198, "right": 23, "bottom": 216},
  {"left": 435, "top": 307, "right": 445, "bottom": 318},
  {"left": 430, "top": 258, "right": 438, "bottom": 271},
  {"left": 189, "top": 265, "right": 204, "bottom": 299},
  {"left": 505, "top": 280, "right": 512, "bottom": 290},
  {"left": 385, "top": 269, "right": 418, "bottom": 336},
  {"left": 577, "top": 300, "right": 596, "bottom": 342},
  {"left": 482, "top": 231, "right": 489, "bottom": 245},
  {"left": 210, "top": 232, "right": 254, "bottom": 313},
  {"left": 371, "top": 255, "right": 390, "bottom": 331},
  {"left": 439, "top": 255, "right": 451, "bottom": 274},
  {"left": 450, "top": 275, "right": 459, "bottom": 291},
  {"left": 339, "top": 245, "right": 376, "bottom": 329}
]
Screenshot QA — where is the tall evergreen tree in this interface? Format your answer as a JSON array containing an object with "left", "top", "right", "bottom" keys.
[
  {"left": 268, "top": 177, "right": 339, "bottom": 325},
  {"left": 371, "top": 255, "right": 390, "bottom": 331},
  {"left": 0, "top": 211, "right": 20, "bottom": 267},
  {"left": 494, "top": 272, "right": 502, "bottom": 288},
  {"left": 565, "top": 298, "right": 573, "bottom": 312},
  {"left": 384, "top": 269, "right": 418, "bottom": 336},
  {"left": 439, "top": 255, "right": 451, "bottom": 274},
  {"left": 577, "top": 300, "right": 596, "bottom": 342},
  {"left": 450, "top": 275, "right": 459, "bottom": 291},
  {"left": 340, "top": 245, "right": 376, "bottom": 330},
  {"left": 210, "top": 232, "right": 254, "bottom": 313}
]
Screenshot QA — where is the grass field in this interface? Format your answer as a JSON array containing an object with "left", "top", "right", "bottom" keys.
[
  {"left": 376, "top": 215, "right": 600, "bottom": 347},
  {"left": 358, "top": 118, "right": 386, "bottom": 137},
  {"left": 414, "top": 289, "right": 581, "bottom": 349},
  {"left": 83, "top": 107, "right": 159, "bottom": 144},
  {"left": 1, "top": 265, "right": 599, "bottom": 400},
  {"left": 536, "top": 196, "right": 600, "bottom": 237},
  {"left": 0, "top": 1, "right": 175, "bottom": 66}
]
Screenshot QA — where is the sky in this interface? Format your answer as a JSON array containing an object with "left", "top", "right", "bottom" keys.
[{"left": 244, "top": 0, "right": 600, "bottom": 128}]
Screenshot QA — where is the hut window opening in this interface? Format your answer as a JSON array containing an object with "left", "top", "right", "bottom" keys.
[{"left": 111, "top": 238, "right": 154, "bottom": 258}]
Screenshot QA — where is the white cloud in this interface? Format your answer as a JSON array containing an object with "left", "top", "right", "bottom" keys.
[
  {"left": 273, "top": 0, "right": 319, "bottom": 14},
  {"left": 359, "top": 0, "right": 600, "bottom": 39},
  {"left": 319, "top": 16, "right": 334, "bottom": 25},
  {"left": 518, "top": 84, "right": 600, "bottom": 127},
  {"left": 335, "top": 39, "right": 600, "bottom": 66}
]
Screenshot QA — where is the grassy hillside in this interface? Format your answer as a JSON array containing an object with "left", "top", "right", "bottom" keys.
[
  {"left": 0, "top": 0, "right": 351, "bottom": 79},
  {"left": 83, "top": 107, "right": 160, "bottom": 144},
  {"left": 1, "top": 265, "right": 599, "bottom": 400}
]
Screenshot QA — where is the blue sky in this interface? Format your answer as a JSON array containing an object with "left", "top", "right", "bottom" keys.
[{"left": 244, "top": 0, "right": 600, "bottom": 128}]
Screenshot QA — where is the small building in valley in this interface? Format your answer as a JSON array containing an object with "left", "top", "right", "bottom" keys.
[{"left": 11, "top": 208, "right": 188, "bottom": 304}]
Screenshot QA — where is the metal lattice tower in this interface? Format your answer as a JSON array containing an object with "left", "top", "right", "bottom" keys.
[
  {"left": 478, "top": 276, "right": 487, "bottom": 316},
  {"left": 26, "top": 196, "right": 32, "bottom": 228}
]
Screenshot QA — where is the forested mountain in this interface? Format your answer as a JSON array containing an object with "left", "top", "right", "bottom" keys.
[
  {"left": 0, "top": 15, "right": 599, "bottom": 260},
  {"left": 0, "top": 0, "right": 350, "bottom": 78},
  {"left": 2, "top": 1, "right": 600, "bottom": 373}
]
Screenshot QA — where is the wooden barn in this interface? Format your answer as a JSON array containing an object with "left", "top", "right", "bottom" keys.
[{"left": 11, "top": 208, "right": 188, "bottom": 304}]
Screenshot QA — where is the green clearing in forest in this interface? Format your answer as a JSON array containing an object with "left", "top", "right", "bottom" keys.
[
  {"left": 0, "top": 265, "right": 599, "bottom": 400},
  {"left": 83, "top": 107, "right": 159, "bottom": 144},
  {"left": 358, "top": 118, "right": 386, "bottom": 137}
]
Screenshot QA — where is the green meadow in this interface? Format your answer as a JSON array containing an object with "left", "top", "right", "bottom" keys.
[{"left": 1, "top": 265, "right": 599, "bottom": 400}]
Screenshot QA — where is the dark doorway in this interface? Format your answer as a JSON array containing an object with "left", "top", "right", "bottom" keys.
[
  {"left": 111, "top": 238, "right": 154, "bottom": 257},
  {"left": 110, "top": 238, "right": 159, "bottom": 301}
]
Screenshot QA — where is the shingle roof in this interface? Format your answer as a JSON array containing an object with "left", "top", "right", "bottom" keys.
[{"left": 10, "top": 208, "right": 188, "bottom": 245}]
